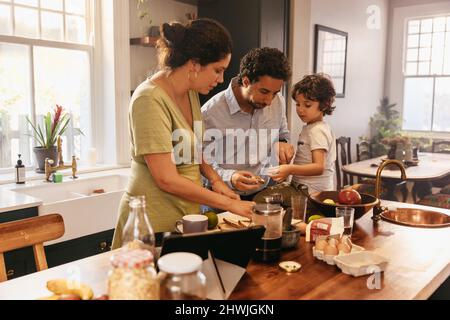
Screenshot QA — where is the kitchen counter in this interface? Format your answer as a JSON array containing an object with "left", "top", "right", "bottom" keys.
[
  {"left": 0, "top": 167, "right": 130, "bottom": 215},
  {"left": 231, "top": 201, "right": 450, "bottom": 300},
  {"left": 0, "top": 189, "right": 42, "bottom": 214},
  {"left": 0, "top": 201, "right": 449, "bottom": 300}
]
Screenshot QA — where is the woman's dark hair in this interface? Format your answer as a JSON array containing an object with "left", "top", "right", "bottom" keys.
[
  {"left": 291, "top": 74, "right": 336, "bottom": 115},
  {"left": 157, "top": 19, "right": 232, "bottom": 69},
  {"left": 237, "top": 47, "right": 291, "bottom": 85}
]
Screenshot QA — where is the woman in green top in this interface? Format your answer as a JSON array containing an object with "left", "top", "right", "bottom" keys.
[{"left": 112, "top": 19, "right": 255, "bottom": 248}]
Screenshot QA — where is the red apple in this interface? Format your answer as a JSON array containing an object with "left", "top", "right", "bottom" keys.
[{"left": 338, "top": 189, "right": 362, "bottom": 205}]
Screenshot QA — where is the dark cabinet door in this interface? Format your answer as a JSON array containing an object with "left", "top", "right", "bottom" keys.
[
  {"left": 198, "top": 0, "right": 290, "bottom": 104},
  {"left": 45, "top": 229, "right": 115, "bottom": 268}
]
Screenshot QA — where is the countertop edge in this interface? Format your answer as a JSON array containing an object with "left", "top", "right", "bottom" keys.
[{"left": 414, "top": 262, "right": 450, "bottom": 300}]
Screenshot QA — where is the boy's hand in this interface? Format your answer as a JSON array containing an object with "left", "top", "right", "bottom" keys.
[
  {"left": 274, "top": 142, "right": 295, "bottom": 164},
  {"left": 231, "top": 171, "right": 263, "bottom": 191},
  {"left": 268, "top": 165, "right": 292, "bottom": 182}
]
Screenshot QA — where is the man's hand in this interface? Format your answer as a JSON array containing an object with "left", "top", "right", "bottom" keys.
[
  {"left": 268, "top": 165, "right": 292, "bottom": 182},
  {"left": 231, "top": 171, "right": 264, "bottom": 191},
  {"left": 211, "top": 180, "right": 240, "bottom": 200},
  {"left": 275, "top": 142, "right": 294, "bottom": 164}
]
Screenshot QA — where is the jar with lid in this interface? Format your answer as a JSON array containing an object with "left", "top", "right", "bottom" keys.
[
  {"left": 252, "top": 203, "right": 283, "bottom": 262},
  {"left": 108, "top": 249, "right": 159, "bottom": 300},
  {"left": 157, "top": 252, "right": 206, "bottom": 300}
]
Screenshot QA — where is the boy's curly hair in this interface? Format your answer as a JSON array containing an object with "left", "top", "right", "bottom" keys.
[
  {"left": 237, "top": 47, "right": 291, "bottom": 85},
  {"left": 291, "top": 74, "right": 336, "bottom": 115}
]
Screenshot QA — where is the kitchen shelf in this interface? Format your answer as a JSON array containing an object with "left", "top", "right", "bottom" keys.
[{"left": 130, "top": 36, "right": 158, "bottom": 47}]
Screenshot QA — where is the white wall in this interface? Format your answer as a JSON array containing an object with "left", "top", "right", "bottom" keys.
[
  {"left": 290, "top": 0, "right": 389, "bottom": 152},
  {"left": 129, "top": 0, "right": 197, "bottom": 89}
]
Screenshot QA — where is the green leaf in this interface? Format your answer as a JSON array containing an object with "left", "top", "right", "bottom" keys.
[
  {"left": 25, "top": 116, "right": 46, "bottom": 147},
  {"left": 45, "top": 112, "right": 52, "bottom": 148}
]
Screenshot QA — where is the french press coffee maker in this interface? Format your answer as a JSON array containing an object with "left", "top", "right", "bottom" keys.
[{"left": 252, "top": 203, "right": 283, "bottom": 263}]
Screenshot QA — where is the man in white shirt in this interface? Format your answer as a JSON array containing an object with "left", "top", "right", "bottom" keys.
[{"left": 202, "top": 47, "right": 294, "bottom": 199}]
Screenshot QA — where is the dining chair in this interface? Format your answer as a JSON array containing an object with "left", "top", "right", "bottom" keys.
[
  {"left": 0, "top": 214, "right": 65, "bottom": 282},
  {"left": 356, "top": 141, "right": 373, "bottom": 162},
  {"left": 335, "top": 136, "right": 353, "bottom": 190},
  {"left": 412, "top": 140, "right": 450, "bottom": 202},
  {"left": 352, "top": 141, "right": 408, "bottom": 202},
  {"left": 432, "top": 140, "right": 450, "bottom": 154}
]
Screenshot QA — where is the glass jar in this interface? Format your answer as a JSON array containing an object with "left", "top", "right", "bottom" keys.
[
  {"left": 252, "top": 203, "right": 283, "bottom": 262},
  {"left": 122, "top": 195, "right": 156, "bottom": 259},
  {"left": 157, "top": 252, "right": 206, "bottom": 300},
  {"left": 108, "top": 249, "right": 159, "bottom": 300}
]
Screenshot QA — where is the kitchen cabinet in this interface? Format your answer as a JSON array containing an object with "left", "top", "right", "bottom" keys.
[
  {"left": 197, "top": 0, "right": 290, "bottom": 103},
  {"left": 0, "top": 207, "right": 39, "bottom": 281},
  {"left": 45, "top": 229, "right": 115, "bottom": 268}
]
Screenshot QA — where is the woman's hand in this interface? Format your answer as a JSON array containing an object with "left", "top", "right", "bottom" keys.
[
  {"left": 211, "top": 180, "right": 240, "bottom": 200},
  {"left": 227, "top": 199, "right": 255, "bottom": 219},
  {"left": 268, "top": 165, "right": 292, "bottom": 182}
]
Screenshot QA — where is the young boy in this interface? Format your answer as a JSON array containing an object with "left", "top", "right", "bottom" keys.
[{"left": 269, "top": 74, "right": 337, "bottom": 193}]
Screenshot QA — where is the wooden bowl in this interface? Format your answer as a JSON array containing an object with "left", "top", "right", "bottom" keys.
[{"left": 309, "top": 191, "right": 380, "bottom": 220}]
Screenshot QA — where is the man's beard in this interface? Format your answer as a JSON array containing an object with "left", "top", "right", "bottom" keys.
[{"left": 249, "top": 100, "right": 267, "bottom": 110}]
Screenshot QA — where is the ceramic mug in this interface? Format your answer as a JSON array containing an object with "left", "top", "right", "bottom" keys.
[{"left": 175, "top": 214, "right": 208, "bottom": 234}]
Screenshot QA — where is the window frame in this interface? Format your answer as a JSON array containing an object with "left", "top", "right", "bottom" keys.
[
  {"left": 0, "top": 0, "right": 95, "bottom": 174},
  {"left": 401, "top": 14, "right": 450, "bottom": 134}
]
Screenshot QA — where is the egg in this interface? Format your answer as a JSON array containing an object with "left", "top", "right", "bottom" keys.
[
  {"left": 298, "top": 222, "right": 307, "bottom": 235},
  {"left": 337, "top": 243, "right": 351, "bottom": 254},
  {"left": 315, "top": 239, "right": 328, "bottom": 251},
  {"left": 328, "top": 238, "right": 340, "bottom": 247},
  {"left": 323, "top": 244, "right": 339, "bottom": 256}
]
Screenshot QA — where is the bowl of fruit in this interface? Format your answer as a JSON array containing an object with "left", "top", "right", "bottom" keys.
[{"left": 308, "top": 189, "right": 380, "bottom": 220}]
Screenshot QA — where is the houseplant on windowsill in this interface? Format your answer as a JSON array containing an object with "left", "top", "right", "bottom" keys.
[{"left": 26, "top": 104, "right": 83, "bottom": 173}]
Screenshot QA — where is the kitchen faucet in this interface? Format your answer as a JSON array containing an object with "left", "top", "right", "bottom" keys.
[
  {"left": 44, "top": 136, "right": 78, "bottom": 182},
  {"left": 372, "top": 159, "right": 407, "bottom": 221}
]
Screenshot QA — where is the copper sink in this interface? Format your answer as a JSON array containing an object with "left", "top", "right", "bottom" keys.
[{"left": 381, "top": 208, "right": 450, "bottom": 228}]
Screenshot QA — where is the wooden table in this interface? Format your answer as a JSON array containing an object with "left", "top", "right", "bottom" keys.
[
  {"left": 0, "top": 201, "right": 449, "bottom": 300},
  {"left": 342, "top": 152, "right": 450, "bottom": 200}
]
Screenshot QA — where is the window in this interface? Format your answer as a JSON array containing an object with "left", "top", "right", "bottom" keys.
[
  {"left": 403, "top": 15, "right": 450, "bottom": 132},
  {"left": 0, "top": 0, "right": 93, "bottom": 170}
]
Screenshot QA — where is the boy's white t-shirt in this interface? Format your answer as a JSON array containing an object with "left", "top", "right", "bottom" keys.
[{"left": 291, "top": 120, "right": 336, "bottom": 193}]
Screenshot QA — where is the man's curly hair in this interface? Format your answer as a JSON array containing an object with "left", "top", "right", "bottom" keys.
[
  {"left": 291, "top": 74, "right": 336, "bottom": 115},
  {"left": 237, "top": 47, "right": 291, "bottom": 85}
]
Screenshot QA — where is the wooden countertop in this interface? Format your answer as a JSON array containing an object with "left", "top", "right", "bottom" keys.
[
  {"left": 231, "top": 201, "right": 450, "bottom": 300},
  {"left": 0, "top": 201, "right": 449, "bottom": 300}
]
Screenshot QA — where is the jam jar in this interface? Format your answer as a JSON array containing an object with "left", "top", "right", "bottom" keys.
[
  {"left": 108, "top": 249, "right": 159, "bottom": 300},
  {"left": 157, "top": 252, "right": 206, "bottom": 300}
]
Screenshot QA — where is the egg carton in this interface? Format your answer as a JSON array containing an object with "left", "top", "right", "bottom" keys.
[
  {"left": 333, "top": 251, "right": 388, "bottom": 277},
  {"left": 312, "top": 244, "right": 365, "bottom": 266}
]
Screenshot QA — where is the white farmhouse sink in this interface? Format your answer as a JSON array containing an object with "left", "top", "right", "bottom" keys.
[{"left": 11, "top": 174, "right": 128, "bottom": 244}]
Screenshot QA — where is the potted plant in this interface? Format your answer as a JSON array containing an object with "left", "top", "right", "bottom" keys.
[
  {"left": 26, "top": 104, "right": 83, "bottom": 173},
  {"left": 359, "top": 97, "right": 402, "bottom": 157}
]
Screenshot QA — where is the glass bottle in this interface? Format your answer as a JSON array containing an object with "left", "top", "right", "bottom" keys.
[
  {"left": 157, "top": 252, "right": 206, "bottom": 300},
  {"left": 122, "top": 196, "right": 156, "bottom": 258},
  {"left": 108, "top": 248, "right": 159, "bottom": 300}
]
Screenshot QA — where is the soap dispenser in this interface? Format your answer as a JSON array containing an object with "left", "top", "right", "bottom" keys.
[{"left": 15, "top": 154, "right": 26, "bottom": 184}]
